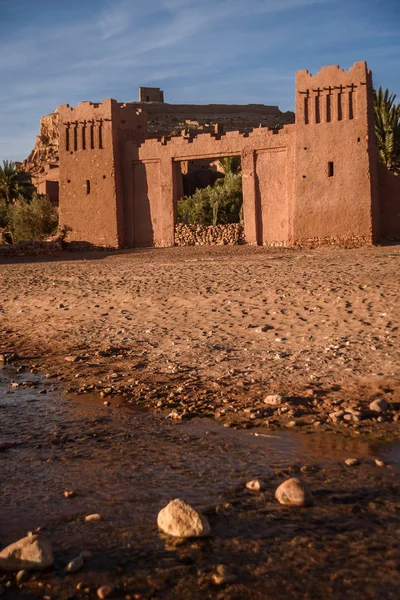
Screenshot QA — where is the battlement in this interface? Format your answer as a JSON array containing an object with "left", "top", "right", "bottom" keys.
[
  {"left": 137, "top": 123, "right": 295, "bottom": 155},
  {"left": 296, "top": 61, "right": 372, "bottom": 126},
  {"left": 297, "top": 61, "right": 371, "bottom": 83}
]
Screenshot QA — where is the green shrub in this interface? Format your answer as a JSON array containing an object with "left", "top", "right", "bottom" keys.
[
  {"left": 177, "top": 172, "right": 243, "bottom": 226},
  {"left": 8, "top": 194, "right": 58, "bottom": 242}
]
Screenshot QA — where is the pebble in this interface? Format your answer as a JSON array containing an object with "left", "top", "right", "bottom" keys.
[
  {"left": 65, "top": 554, "right": 84, "bottom": 573},
  {"left": 246, "top": 479, "right": 263, "bottom": 491},
  {"left": 212, "top": 564, "right": 237, "bottom": 585},
  {"left": 369, "top": 399, "right": 388, "bottom": 412},
  {"left": 64, "top": 355, "right": 78, "bottom": 363},
  {"left": 11, "top": 382, "right": 19, "bottom": 389},
  {"left": 264, "top": 394, "right": 285, "bottom": 405},
  {"left": 85, "top": 513, "right": 102, "bottom": 522},
  {"left": 375, "top": 459, "right": 385, "bottom": 467},
  {"left": 97, "top": 585, "right": 114, "bottom": 599},
  {"left": 64, "top": 490, "right": 76, "bottom": 499},
  {"left": 345, "top": 458, "right": 360, "bottom": 466},
  {"left": 275, "top": 477, "right": 313, "bottom": 507},
  {"left": 15, "top": 570, "right": 29, "bottom": 583}
]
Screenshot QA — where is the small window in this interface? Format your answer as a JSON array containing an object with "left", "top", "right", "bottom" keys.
[
  {"left": 86, "top": 180, "right": 90, "bottom": 194},
  {"left": 328, "top": 162, "right": 334, "bottom": 177}
]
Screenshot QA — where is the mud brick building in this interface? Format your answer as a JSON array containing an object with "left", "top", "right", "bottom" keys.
[{"left": 55, "top": 61, "right": 400, "bottom": 248}]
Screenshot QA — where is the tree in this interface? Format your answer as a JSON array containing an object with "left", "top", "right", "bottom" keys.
[
  {"left": 177, "top": 171, "right": 243, "bottom": 226},
  {"left": 8, "top": 194, "right": 58, "bottom": 242},
  {"left": 218, "top": 156, "right": 241, "bottom": 175},
  {"left": 0, "top": 160, "right": 36, "bottom": 205},
  {"left": 374, "top": 87, "right": 400, "bottom": 174}
]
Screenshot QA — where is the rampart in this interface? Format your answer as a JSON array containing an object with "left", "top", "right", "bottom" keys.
[{"left": 55, "top": 61, "right": 400, "bottom": 249}]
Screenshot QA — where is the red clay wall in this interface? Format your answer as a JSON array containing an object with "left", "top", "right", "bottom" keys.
[
  {"left": 294, "top": 62, "right": 377, "bottom": 245},
  {"left": 122, "top": 126, "right": 295, "bottom": 247},
  {"left": 59, "top": 99, "right": 147, "bottom": 248}
]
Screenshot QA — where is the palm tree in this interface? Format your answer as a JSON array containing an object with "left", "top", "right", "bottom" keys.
[
  {"left": 0, "top": 160, "right": 36, "bottom": 205},
  {"left": 218, "top": 156, "right": 241, "bottom": 176},
  {"left": 374, "top": 87, "right": 400, "bottom": 174}
]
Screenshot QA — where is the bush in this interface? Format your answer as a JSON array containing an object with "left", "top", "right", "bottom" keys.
[
  {"left": 177, "top": 172, "right": 243, "bottom": 226},
  {"left": 8, "top": 195, "right": 58, "bottom": 242}
]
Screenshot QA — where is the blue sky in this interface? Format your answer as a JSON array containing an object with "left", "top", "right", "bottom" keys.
[{"left": 1, "top": 0, "right": 399, "bottom": 162}]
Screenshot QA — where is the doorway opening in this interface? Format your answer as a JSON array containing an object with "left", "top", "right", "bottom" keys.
[{"left": 175, "top": 155, "right": 243, "bottom": 227}]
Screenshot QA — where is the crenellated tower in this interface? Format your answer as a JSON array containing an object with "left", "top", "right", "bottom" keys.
[
  {"left": 294, "top": 61, "right": 379, "bottom": 244},
  {"left": 59, "top": 99, "right": 147, "bottom": 247}
]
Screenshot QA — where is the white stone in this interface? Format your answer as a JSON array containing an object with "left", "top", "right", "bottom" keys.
[
  {"left": 246, "top": 479, "right": 263, "bottom": 491},
  {"left": 0, "top": 534, "right": 53, "bottom": 571},
  {"left": 345, "top": 458, "right": 360, "bottom": 466},
  {"left": 264, "top": 394, "right": 285, "bottom": 405},
  {"left": 84, "top": 513, "right": 102, "bottom": 522},
  {"left": 275, "top": 478, "right": 313, "bottom": 507},
  {"left": 157, "top": 499, "right": 210, "bottom": 538},
  {"left": 369, "top": 399, "right": 388, "bottom": 412}
]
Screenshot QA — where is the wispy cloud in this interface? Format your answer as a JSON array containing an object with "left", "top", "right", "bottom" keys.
[{"left": 0, "top": 0, "right": 399, "bottom": 162}]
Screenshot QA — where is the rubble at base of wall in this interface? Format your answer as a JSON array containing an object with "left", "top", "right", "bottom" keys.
[
  {"left": 61, "top": 241, "right": 118, "bottom": 252},
  {"left": 175, "top": 223, "right": 244, "bottom": 246},
  {"left": 293, "top": 235, "right": 372, "bottom": 249},
  {"left": 0, "top": 239, "right": 62, "bottom": 258}
]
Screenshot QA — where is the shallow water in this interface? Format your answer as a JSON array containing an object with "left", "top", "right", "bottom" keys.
[{"left": 1, "top": 366, "right": 400, "bottom": 599}]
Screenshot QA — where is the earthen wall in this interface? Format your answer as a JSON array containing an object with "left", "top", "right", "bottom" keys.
[
  {"left": 55, "top": 61, "right": 398, "bottom": 250},
  {"left": 294, "top": 62, "right": 377, "bottom": 245}
]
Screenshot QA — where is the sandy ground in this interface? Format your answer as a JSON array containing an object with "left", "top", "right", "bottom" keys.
[{"left": 0, "top": 244, "right": 399, "bottom": 432}]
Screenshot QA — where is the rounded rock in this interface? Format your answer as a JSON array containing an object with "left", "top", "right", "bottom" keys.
[
  {"left": 65, "top": 555, "right": 84, "bottom": 574},
  {"left": 345, "top": 458, "right": 360, "bottom": 466},
  {"left": 84, "top": 513, "right": 102, "bottom": 523},
  {"left": 369, "top": 399, "right": 388, "bottom": 412},
  {"left": 97, "top": 585, "right": 113, "bottom": 599},
  {"left": 15, "top": 570, "right": 29, "bottom": 584},
  {"left": 275, "top": 477, "right": 313, "bottom": 507},
  {"left": 157, "top": 498, "right": 210, "bottom": 538},
  {"left": 246, "top": 479, "right": 263, "bottom": 491},
  {"left": 264, "top": 394, "right": 285, "bottom": 406}
]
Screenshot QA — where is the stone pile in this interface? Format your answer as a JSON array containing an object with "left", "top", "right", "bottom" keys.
[
  {"left": 175, "top": 223, "right": 244, "bottom": 246},
  {"left": 0, "top": 239, "right": 62, "bottom": 258}
]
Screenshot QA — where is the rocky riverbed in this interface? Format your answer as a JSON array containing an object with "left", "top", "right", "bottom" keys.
[
  {"left": 0, "top": 245, "right": 399, "bottom": 598},
  {"left": 1, "top": 367, "right": 400, "bottom": 599}
]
